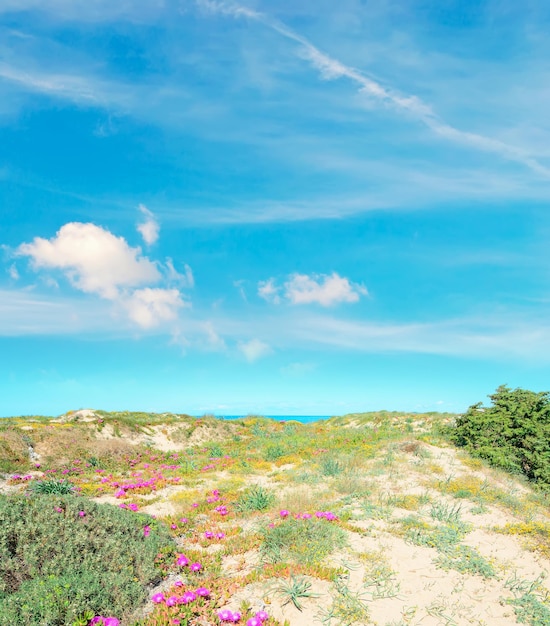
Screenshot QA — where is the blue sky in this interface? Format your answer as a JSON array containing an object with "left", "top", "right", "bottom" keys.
[{"left": 1, "top": 0, "right": 550, "bottom": 417}]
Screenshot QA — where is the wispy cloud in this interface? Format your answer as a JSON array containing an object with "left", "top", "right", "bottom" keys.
[
  {"left": 137, "top": 204, "right": 160, "bottom": 246},
  {"left": 238, "top": 337, "right": 272, "bottom": 362},
  {"left": 198, "top": 0, "right": 550, "bottom": 178}
]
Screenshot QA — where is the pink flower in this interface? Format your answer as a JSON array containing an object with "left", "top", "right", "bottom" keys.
[
  {"left": 104, "top": 618, "right": 119, "bottom": 626},
  {"left": 195, "top": 586, "right": 210, "bottom": 597},
  {"left": 171, "top": 524, "right": 178, "bottom": 530},
  {"left": 182, "top": 591, "right": 197, "bottom": 603},
  {"left": 143, "top": 525, "right": 151, "bottom": 537},
  {"left": 151, "top": 593, "right": 165, "bottom": 604},
  {"left": 78, "top": 511, "right": 86, "bottom": 517},
  {"left": 231, "top": 612, "right": 242, "bottom": 622},
  {"left": 218, "top": 609, "right": 233, "bottom": 621},
  {"left": 192, "top": 502, "right": 199, "bottom": 508},
  {"left": 279, "top": 509, "right": 289, "bottom": 518},
  {"left": 190, "top": 562, "right": 202, "bottom": 572},
  {"left": 174, "top": 580, "right": 184, "bottom": 587},
  {"left": 246, "top": 619, "right": 261, "bottom": 626},
  {"left": 255, "top": 611, "right": 269, "bottom": 622},
  {"left": 55, "top": 507, "right": 63, "bottom": 513},
  {"left": 216, "top": 532, "right": 226, "bottom": 539},
  {"left": 176, "top": 554, "right": 190, "bottom": 566},
  {"left": 180, "top": 517, "right": 188, "bottom": 523},
  {"left": 205, "top": 531, "right": 214, "bottom": 539}
]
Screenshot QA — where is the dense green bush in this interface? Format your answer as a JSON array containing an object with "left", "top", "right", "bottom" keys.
[
  {"left": 452, "top": 385, "right": 550, "bottom": 489},
  {"left": 0, "top": 493, "right": 175, "bottom": 625}
]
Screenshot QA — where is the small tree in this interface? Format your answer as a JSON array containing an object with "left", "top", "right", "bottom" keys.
[{"left": 452, "top": 385, "right": 550, "bottom": 488}]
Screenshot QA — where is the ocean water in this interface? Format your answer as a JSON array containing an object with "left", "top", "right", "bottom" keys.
[{"left": 206, "top": 415, "right": 331, "bottom": 424}]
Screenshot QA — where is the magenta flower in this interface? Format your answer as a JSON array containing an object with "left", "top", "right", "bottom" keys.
[
  {"left": 205, "top": 531, "right": 214, "bottom": 539},
  {"left": 246, "top": 619, "right": 261, "bottom": 626},
  {"left": 104, "top": 619, "right": 120, "bottom": 626},
  {"left": 190, "top": 562, "right": 202, "bottom": 572},
  {"left": 166, "top": 596, "right": 178, "bottom": 607},
  {"left": 180, "top": 517, "right": 188, "bottom": 523},
  {"left": 216, "top": 532, "right": 226, "bottom": 539},
  {"left": 143, "top": 525, "right": 151, "bottom": 537},
  {"left": 231, "top": 611, "right": 242, "bottom": 623},
  {"left": 195, "top": 586, "right": 210, "bottom": 597},
  {"left": 176, "top": 554, "right": 190, "bottom": 566},
  {"left": 55, "top": 507, "right": 63, "bottom": 513},
  {"left": 78, "top": 511, "right": 86, "bottom": 517},
  {"left": 151, "top": 593, "right": 165, "bottom": 604},
  {"left": 174, "top": 580, "right": 184, "bottom": 587},
  {"left": 255, "top": 611, "right": 269, "bottom": 622},
  {"left": 171, "top": 524, "right": 178, "bottom": 530},
  {"left": 279, "top": 509, "right": 289, "bottom": 518},
  {"left": 218, "top": 609, "right": 233, "bottom": 621},
  {"left": 182, "top": 591, "right": 197, "bottom": 603}
]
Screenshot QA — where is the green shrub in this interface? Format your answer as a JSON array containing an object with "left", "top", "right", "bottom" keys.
[
  {"left": 236, "top": 485, "right": 275, "bottom": 513},
  {"left": 28, "top": 478, "right": 75, "bottom": 495},
  {"left": 264, "top": 444, "right": 286, "bottom": 461},
  {"left": 321, "top": 457, "right": 345, "bottom": 477},
  {"left": 0, "top": 493, "right": 175, "bottom": 625},
  {"left": 451, "top": 385, "right": 550, "bottom": 489},
  {"left": 260, "top": 517, "right": 346, "bottom": 566}
]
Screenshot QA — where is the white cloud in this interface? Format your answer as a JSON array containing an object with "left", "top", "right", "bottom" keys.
[
  {"left": 15, "top": 221, "right": 193, "bottom": 329},
  {"left": 258, "top": 278, "right": 281, "bottom": 304},
  {"left": 137, "top": 204, "right": 160, "bottom": 246},
  {"left": 285, "top": 273, "right": 366, "bottom": 306},
  {"left": 259, "top": 272, "right": 366, "bottom": 307},
  {"left": 17, "top": 222, "right": 159, "bottom": 299},
  {"left": 165, "top": 258, "right": 194, "bottom": 288},
  {"left": 122, "top": 287, "right": 185, "bottom": 329},
  {"left": 238, "top": 338, "right": 272, "bottom": 362},
  {"left": 8, "top": 263, "right": 19, "bottom": 280}
]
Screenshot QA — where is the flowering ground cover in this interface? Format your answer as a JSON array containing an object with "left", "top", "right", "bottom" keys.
[{"left": 1, "top": 409, "right": 550, "bottom": 625}]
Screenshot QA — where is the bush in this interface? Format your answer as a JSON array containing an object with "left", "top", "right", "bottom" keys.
[
  {"left": 28, "top": 478, "right": 75, "bottom": 495},
  {"left": 236, "top": 485, "right": 275, "bottom": 513},
  {"left": 260, "top": 517, "right": 346, "bottom": 566},
  {"left": 451, "top": 385, "right": 550, "bottom": 489},
  {"left": 0, "top": 493, "right": 175, "bottom": 625}
]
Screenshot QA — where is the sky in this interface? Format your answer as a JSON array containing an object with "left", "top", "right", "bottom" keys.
[{"left": 1, "top": 0, "right": 550, "bottom": 417}]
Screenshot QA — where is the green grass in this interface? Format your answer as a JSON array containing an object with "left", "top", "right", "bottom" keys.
[{"left": 260, "top": 517, "right": 347, "bottom": 566}]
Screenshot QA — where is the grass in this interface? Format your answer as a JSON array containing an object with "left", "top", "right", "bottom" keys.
[
  {"left": 259, "top": 517, "right": 347, "bottom": 566},
  {"left": 272, "top": 575, "right": 318, "bottom": 611}
]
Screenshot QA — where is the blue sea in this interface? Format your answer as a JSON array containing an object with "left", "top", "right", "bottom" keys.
[{"left": 205, "top": 415, "right": 332, "bottom": 424}]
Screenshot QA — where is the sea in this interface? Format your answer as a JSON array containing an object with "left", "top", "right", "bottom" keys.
[{"left": 205, "top": 415, "right": 331, "bottom": 424}]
